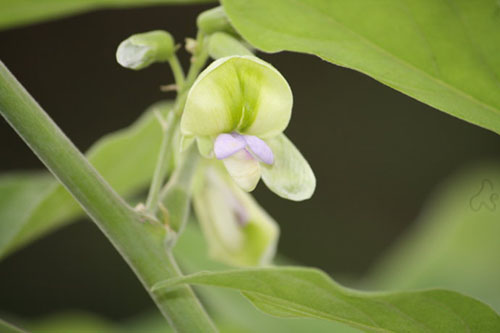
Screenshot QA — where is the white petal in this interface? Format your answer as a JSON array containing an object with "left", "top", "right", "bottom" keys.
[
  {"left": 222, "top": 150, "right": 261, "bottom": 191},
  {"left": 261, "top": 134, "right": 316, "bottom": 201}
]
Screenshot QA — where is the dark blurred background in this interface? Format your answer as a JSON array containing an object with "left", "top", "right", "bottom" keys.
[{"left": 1, "top": 3, "right": 500, "bottom": 323}]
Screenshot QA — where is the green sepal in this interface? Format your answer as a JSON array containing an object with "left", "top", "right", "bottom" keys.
[
  {"left": 196, "top": 136, "right": 214, "bottom": 158},
  {"left": 261, "top": 134, "right": 316, "bottom": 201},
  {"left": 180, "top": 135, "right": 194, "bottom": 152}
]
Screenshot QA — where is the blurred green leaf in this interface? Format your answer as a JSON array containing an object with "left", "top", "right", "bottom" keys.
[
  {"left": 0, "top": 318, "right": 26, "bottom": 333},
  {"left": 26, "top": 312, "right": 118, "bottom": 333},
  {"left": 0, "top": 173, "right": 53, "bottom": 257},
  {"left": 368, "top": 162, "right": 500, "bottom": 312},
  {"left": 222, "top": 0, "right": 500, "bottom": 135},
  {"left": 153, "top": 266, "right": 500, "bottom": 332},
  {"left": 21, "top": 302, "right": 356, "bottom": 333},
  {"left": 0, "top": 0, "right": 214, "bottom": 31},
  {"left": 0, "top": 101, "right": 171, "bottom": 259}
]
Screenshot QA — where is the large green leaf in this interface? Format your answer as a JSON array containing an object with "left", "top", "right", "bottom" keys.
[
  {"left": 153, "top": 267, "right": 500, "bottom": 332},
  {"left": 367, "top": 162, "right": 500, "bottom": 312},
  {"left": 0, "top": 0, "right": 214, "bottom": 30},
  {"left": 222, "top": 0, "right": 500, "bottom": 135},
  {"left": 0, "top": 101, "right": 171, "bottom": 259},
  {"left": 175, "top": 224, "right": 359, "bottom": 332}
]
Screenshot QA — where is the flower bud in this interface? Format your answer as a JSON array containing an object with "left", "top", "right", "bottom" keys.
[
  {"left": 193, "top": 166, "right": 279, "bottom": 266},
  {"left": 116, "top": 30, "right": 175, "bottom": 70},
  {"left": 208, "top": 32, "right": 253, "bottom": 59},
  {"left": 197, "top": 6, "right": 237, "bottom": 36}
]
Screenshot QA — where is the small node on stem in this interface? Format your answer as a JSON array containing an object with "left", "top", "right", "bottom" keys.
[
  {"left": 185, "top": 38, "right": 197, "bottom": 54},
  {"left": 134, "top": 203, "right": 163, "bottom": 226},
  {"left": 134, "top": 202, "right": 147, "bottom": 215},
  {"left": 160, "top": 84, "right": 178, "bottom": 92}
]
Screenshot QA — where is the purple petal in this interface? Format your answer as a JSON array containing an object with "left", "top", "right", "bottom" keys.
[
  {"left": 214, "top": 133, "right": 246, "bottom": 160},
  {"left": 244, "top": 135, "right": 274, "bottom": 165}
]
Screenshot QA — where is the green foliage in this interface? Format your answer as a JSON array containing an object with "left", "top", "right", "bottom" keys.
[
  {"left": 0, "top": 172, "right": 53, "bottom": 257},
  {"left": 368, "top": 162, "right": 500, "bottom": 312},
  {"left": 0, "top": 102, "right": 170, "bottom": 259},
  {"left": 222, "top": 0, "right": 500, "bottom": 135},
  {"left": 0, "top": 0, "right": 214, "bottom": 30},
  {"left": 26, "top": 312, "right": 119, "bottom": 333},
  {"left": 0, "top": 319, "right": 25, "bottom": 333},
  {"left": 2, "top": 157, "right": 500, "bottom": 331},
  {"left": 153, "top": 267, "right": 500, "bottom": 332},
  {"left": 21, "top": 301, "right": 355, "bottom": 333},
  {"left": 2, "top": 2, "right": 500, "bottom": 330}
]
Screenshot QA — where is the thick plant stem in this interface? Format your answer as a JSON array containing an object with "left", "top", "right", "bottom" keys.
[{"left": 0, "top": 62, "right": 216, "bottom": 332}]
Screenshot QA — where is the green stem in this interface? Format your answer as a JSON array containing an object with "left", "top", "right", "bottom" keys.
[
  {"left": 168, "top": 54, "right": 185, "bottom": 89},
  {"left": 174, "top": 32, "right": 210, "bottom": 116},
  {"left": 159, "top": 144, "right": 200, "bottom": 235},
  {"left": 185, "top": 32, "right": 210, "bottom": 88},
  {"left": 0, "top": 62, "right": 216, "bottom": 332},
  {"left": 148, "top": 32, "right": 209, "bottom": 215},
  {"left": 145, "top": 112, "right": 177, "bottom": 212}
]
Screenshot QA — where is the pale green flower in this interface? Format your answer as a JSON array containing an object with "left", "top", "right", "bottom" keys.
[{"left": 182, "top": 56, "right": 315, "bottom": 201}]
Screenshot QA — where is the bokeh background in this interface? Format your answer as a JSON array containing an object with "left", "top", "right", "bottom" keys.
[{"left": 1, "top": 3, "right": 500, "bottom": 327}]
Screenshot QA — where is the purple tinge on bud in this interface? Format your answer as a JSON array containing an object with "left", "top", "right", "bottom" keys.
[{"left": 214, "top": 132, "right": 274, "bottom": 165}]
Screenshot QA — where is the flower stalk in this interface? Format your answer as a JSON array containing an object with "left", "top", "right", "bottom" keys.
[{"left": 145, "top": 111, "right": 177, "bottom": 212}]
